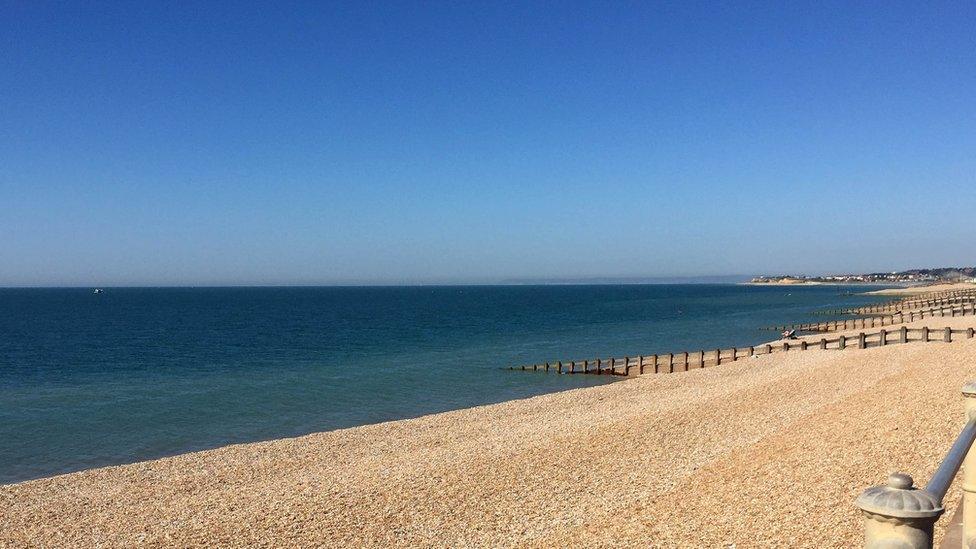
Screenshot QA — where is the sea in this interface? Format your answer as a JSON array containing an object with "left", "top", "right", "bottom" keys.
[{"left": 0, "top": 284, "right": 890, "bottom": 484}]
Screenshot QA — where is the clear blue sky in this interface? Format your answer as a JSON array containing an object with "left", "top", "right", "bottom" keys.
[{"left": 2, "top": 1, "right": 974, "bottom": 286}]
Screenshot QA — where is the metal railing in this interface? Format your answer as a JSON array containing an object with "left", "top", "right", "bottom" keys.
[{"left": 856, "top": 382, "right": 976, "bottom": 547}]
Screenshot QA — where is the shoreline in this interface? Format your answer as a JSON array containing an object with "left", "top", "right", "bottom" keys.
[
  {"left": 864, "top": 282, "right": 976, "bottom": 295},
  {"left": 4, "top": 283, "right": 976, "bottom": 546},
  {"left": 5, "top": 338, "right": 975, "bottom": 546}
]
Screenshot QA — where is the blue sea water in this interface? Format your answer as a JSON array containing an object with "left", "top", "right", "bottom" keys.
[{"left": 0, "top": 284, "right": 889, "bottom": 484}]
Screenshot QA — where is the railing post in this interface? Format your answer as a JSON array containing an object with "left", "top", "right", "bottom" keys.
[
  {"left": 945, "top": 328, "right": 952, "bottom": 343},
  {"left": 856, "top": 473, "right": 942, "bottom": 548},
  {"left": 839, "top": 335, "right": 846, "bottom": 350},
  {"left": 668, "top": 353, "right": 674, "bottom": 373},
  {"left": 859, "top": 332, "right": 866, "bottom": 349},
  {"left": 715, "top": 349, "right": 721, "bottom": 365},
  {"left": 699, "top": 350, "right": 704, "bottom": 368},
  {"left": 962, "top": 383, "right": 976, "bottom": 547},
  {"left": 637, "top": 356, "right": 643, "bottom": 375}
]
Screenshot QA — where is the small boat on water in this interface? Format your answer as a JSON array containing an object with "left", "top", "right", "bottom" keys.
[{"left": 93, "top": 288, "right": 104, "bottom": 294}]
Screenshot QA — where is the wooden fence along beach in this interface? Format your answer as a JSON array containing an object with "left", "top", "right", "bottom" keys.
[{"left": 509, "top": 288, "right": 976, "bottom": 377}]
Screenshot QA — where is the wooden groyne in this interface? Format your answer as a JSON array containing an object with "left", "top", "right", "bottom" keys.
[
  {"left": 811, "top": 289, "right": 976, "bottom": 316},
  {"left": 761, "top": 303, "right": 976, "bottom": 333},
  {"left": 508, "top": 325, "right": 976, "bottom": 376},
  {"left": 509, "top": 286, "right": 976, "bottom": 377},
  {"left": 844, "top": 294, "right": 976, "bottom": 316}
]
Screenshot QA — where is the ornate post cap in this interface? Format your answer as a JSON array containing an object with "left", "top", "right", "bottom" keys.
[{"left": 856, "top": 473, "right": 943, "bottom": 519}]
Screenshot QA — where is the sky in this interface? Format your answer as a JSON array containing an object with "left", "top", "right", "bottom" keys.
[{"left": 1, "top": 1, "right": 974, "bottom": 286}]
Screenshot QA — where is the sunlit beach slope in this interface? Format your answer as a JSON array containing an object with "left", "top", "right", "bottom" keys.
[
  {"left": 4, "top": 331, "right": 976, "bottom": 547},
  {"left": 866, "top": 282, "right": 976, "bottom": 295}
]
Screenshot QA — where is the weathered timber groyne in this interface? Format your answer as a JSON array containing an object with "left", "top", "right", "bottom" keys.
[
  {"left": 811, "top": 289, "right": 976, "bottom": 316},
  {"left": 509, "top": 286, "right": 976, "bottom": 377},
  {"left": 762, "top": 303, "right": 976, "bottom": 333},
  {"left": 508, "top": 325, "right": 976, "bottom": 376}
]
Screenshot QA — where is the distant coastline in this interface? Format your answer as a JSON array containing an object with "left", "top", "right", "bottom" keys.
[{"left": 748, "top": 267, "right": 976, "bottom": 287}]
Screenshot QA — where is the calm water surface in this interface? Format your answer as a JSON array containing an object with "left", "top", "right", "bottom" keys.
[{"left": 0, "top": 284, "right": 888, "bottom": 483}]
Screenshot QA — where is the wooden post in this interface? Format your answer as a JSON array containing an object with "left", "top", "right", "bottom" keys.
[
  {"left": 968, "top": 328, "right": 974, "bottom": 339},
  {"left": 668, "top": 353, "right": 674, "bottom": 373},
  {"left": 820, "top": 338, "right": 827, "bottom": 350},
  {"left": 749, "top": 346, "right": 755, "bottom": 356},
  {"left": 879, "top": 330, "right": 886, "bottom": 346},
  {"left": 637, "top": 356, "right": 643, "bottom": 375},
  {"left": 557, "top": 361, "right": 562, "bottom": 374},
  {"left": 652, "top": 354, "right": 658, "bottom": 374},
  {"left": 699, "top": 350, "right": 705, "bottom": 368},
  {"left": 801, "top": 340, "right": 808, "bottom": 350},
  {"left": 570, "top": 361, "right": 576, "bottom": 374},
  {"left": 623, "top": 357, "right": 629, "bottom": 376},
  {"left": 923, "top": 327, "right": 929, "bottom": 342},
  {"left": 859, "top": 332, "right": 866, "bottom": 349},
  {"left": 683, "top": 351, "right": 689, "bottom": 371},
  {"left": 715, "top": 348, "right": 721, "bottom": 365},
  {"left": 783, "top": 341, "right": 789, "bottom": 351},
  {"left": 901, "top": 326, "right": 908, "bottom": 343},
  {"left": 596, "top": 358, "right": 602, "bottom": 375},
  {"left": 732, "top": 348, "right": 737, "bottom": 362},
  {"left": 945, "top": 327, "right": 952, "bottom": 343},
  {"left": 839, "top": 335, "right": 846, "bottom": 350}
]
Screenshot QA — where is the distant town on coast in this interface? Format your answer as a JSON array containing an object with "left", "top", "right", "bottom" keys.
[{"left": 750, "top": 267, "right": 976, "bottom": 285}]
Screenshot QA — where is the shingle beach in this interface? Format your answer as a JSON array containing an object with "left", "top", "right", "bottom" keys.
[{"left": 4, "top": 286, "right": 976, "bottom": 548}]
